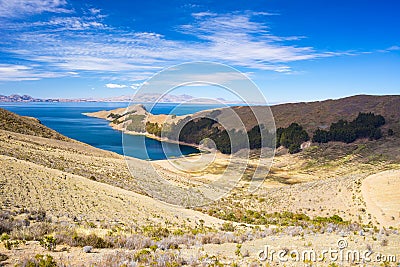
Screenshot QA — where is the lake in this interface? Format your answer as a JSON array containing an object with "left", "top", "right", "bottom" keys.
[{"left": 0, "top": 102, "right": 226, "bottom": 160}]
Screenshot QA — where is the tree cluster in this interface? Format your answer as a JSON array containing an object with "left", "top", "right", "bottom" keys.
[
  {"left": 145, "top": 121, "right": 163, "bottom": 137},
  {"left": 176, "top": 118, "right": 275, "bottom": 154},
  {"left": 276, "top": 123, "right": 310, "bottom": 154},
  {"left": 312, "top": 112, "right": 385, "bottom": 144}
]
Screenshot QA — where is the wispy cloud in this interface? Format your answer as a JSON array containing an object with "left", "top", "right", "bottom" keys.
[
  {"left": 0, "top": 0, "right": 71, "bottom": 17},
  {"left": 0, "top": 4, "right": 355, "bottom": 82},
  {"left": 385, "top": 45, "right": 400, "bottom": 51},
  {"left": 0, "top": 64, "right": 72, "bottom": 81},
  {"left": 178, "top": 12, "right": 333, "bottom": 71},
  {"left": 34, "top": 16, "right": 107, "bottom": 30}
]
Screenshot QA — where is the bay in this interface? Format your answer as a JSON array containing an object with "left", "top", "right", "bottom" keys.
[{"left": 0, "top": 102, "right": 225, "bottom": 160}]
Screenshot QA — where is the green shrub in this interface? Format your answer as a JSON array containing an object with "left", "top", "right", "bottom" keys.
[
  {"left": 313, "top": 215, "right": 345, "bottom": 224},
  {"left": 0, "top": 233, "right": 10, "bottom": 242},
  {"left": 235, "top": 244, "right": 242, "bottom": 257},
  {"left": 220, "top": 222, "right": 235, "bottom": 232},
  {"left": 142, "top": 225, "right": 170, "bottom": 240},
  {"left": 4, "top": 239, "right": 20, "bottom": 250},
  {"left": 134, "top": 249, "right": 151, "bottom": 262},
  {"left": 39, "top": 235, "right": 56, "bottom": 251},
  {"left": 18, "top": 254, "right": 57, "bottom": 267}
]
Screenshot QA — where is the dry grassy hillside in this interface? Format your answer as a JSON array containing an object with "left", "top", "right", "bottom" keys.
[
  {"left": 1, "top": 103, "right": 400, "bottom": 266},
  {"left": 271, "top": 94, "right": 400, "bottom": 133},
  {"left": 218, "top": 95, "right": 400, "bottom": 134},
  {"left": 0, "top": 108, "right": 71, "bottom": 141}
]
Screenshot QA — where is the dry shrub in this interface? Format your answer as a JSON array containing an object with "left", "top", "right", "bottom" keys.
[
  {"left": 105, "top": 234, "right": 154, "bottom": 250},
  {"left": 27, "top": 209, "right": 49, "bottom": 222},
  {"left": 10, "top": 222, "right": 55, "bottom": 241},
  {"left": 0, "top": 218, "right": 15, "bottom": 234},
  {"left": 93, "top": 250, "right": 185, "bottom": 267},
  {"left": 54, "top": 229, "right": 112, "bottom": 248},
  {"left": 284, "top": 226, "right": 304, "bottom": 236},
  {"left": 73, "top": 233, "right": 113, "bottom": 248},
  {"left": 53, "top": 227, "right": 76, "bottom": 245},
  {"left": 157, "top": 237, "right": 180, "bottom": 250}
]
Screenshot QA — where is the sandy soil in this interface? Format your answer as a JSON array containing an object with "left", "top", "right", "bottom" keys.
[{"left": 362, "top": 170, "right": 400, "bottom": 228}]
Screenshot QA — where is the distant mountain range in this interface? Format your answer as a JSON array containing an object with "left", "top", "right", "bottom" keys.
[
  {"left": 0, "top": 94, "right": 234, "bottom": 103},
  {"left": 0, "top": 94, "right": 76, "bottom": 102},
  {"left": 0, "top": 94, "right": 56, "bottom": 102}
]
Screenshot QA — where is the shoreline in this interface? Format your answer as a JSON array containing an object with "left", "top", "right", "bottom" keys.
[{"left": 83, "top": 111, "right": 212, "bottom": 156}]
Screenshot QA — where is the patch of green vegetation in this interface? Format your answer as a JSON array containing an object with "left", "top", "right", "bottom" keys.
[
  {"left": 125, "top": 115, "right": 145, "bottom": 132},
  {"left": 146, "top": 121, "right": 162, "bottom": 136},
  {"left": 276, "top": 123, "right": 310, "bottom": 154},
  {"left": 107, "top": 113, "right": 122, "bottom": 119},
  {"left": 313, "top": 215, "right": 345, "bottom": 224},
  {"left": 235, "top": 244, "right": 242, "bottom": 257},
  {"left": 17, "top": 254, "right": 57, "bottom": 267},
  {"left": 0, "top": 233, "right": 10, "bottom": 242},
  {"left": 39, "top": 235, "right": 57, "bottom": 251},
  {"left": 175, "top": 117, "right": 275, "bottom": 154},
  {"left": 3, "top": 239, "right": 21, "bottom": 250},
  {"left": 134, "top": 249, "right": 151, "bottom": 262},
  {"left": 207, "top": 209, "right": 348, "bottom": 228},
  {"left": 220, "top": 222, "right": 235, "bottom": 232},
  {"left": 142, "top": 225, "right": 170, "bottom": 240},
  {"left": 313, "top": 112, "right": 385, "bottom": 143}
]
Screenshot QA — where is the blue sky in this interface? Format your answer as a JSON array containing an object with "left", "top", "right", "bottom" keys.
[{"left": 0, "top": 0, "right": 399, "bottom": 103}]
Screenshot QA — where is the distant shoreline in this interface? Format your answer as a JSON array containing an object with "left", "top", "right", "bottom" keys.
[
  {"left": 83, "top": 107, "right": 212, "bottom": 154},
  {"left": 0, "top": 94, "right": 249, "bottom": 105}
]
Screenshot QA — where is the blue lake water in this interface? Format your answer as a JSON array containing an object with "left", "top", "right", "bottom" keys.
[{"left": 0, "top": 102, "right": 226, "bottom": 160}]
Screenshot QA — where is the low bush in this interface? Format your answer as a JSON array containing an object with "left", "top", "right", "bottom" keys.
[
  {"left": 39, "top": 235, "right": 57, "bottom": 251},
  {"left": 220, "top": 222, "right": 235, "bottom": 232},
  {"left": 4, "top": 239, "right": 21, "bottom": 250},
  {"left": 73, "top": 233, "right": 113, "bottom": 248},
  {"left": 17, "top": 254, "right": 57, "bottom": 267}
]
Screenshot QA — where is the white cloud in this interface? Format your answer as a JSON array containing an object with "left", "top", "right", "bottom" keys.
[
  {"left": 89, "top": 8, "right": 101, "bottom": 15},
  {"left": 44, "top": 17, "right": 106, "bottom": 30},
  {"left": 0, "top": 9, "right": 354, "bottom": 81},
  {"left": 387, "top": 45, "right": 400, "bottom": 51},
  {"left": 130, "top": 83, "right": 144, "bottom": 90},
  {"left": 0, "top": 0, "right": 71, "bottom": 17},
  {"left": 105, "top": 83, "right": 128, "bottom": 89},
  {"left": 0, "top": 64, "right": 67, "bottom": 81}
]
